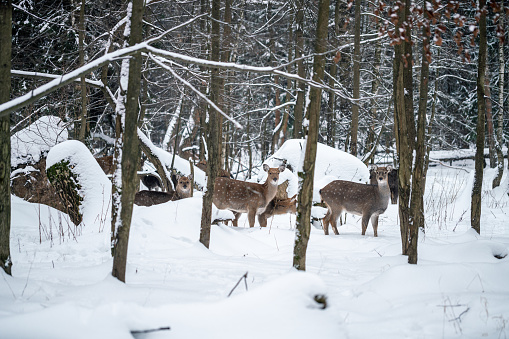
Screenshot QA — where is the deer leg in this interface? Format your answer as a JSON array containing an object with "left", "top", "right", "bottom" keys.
[
  {"left": 323, "top": 211, "right": 330, "bottom": 235},
  {"left": 233, "top": 212, "right": 241, "bottom": 227},
  {"left": 247, "top": 209, "right": 256, "bottom": 228},
  {"left": 330, "top": 212, "right": 339, "bottom": 235},
  {"left": 258, "top": 213, "right": 268, "bottom": 228},
  {"left": 361, "top": 214, "right": 370, "bottom": 236},
  {"left": 371, "top": 214, "right": 379, "bottom": 237}
]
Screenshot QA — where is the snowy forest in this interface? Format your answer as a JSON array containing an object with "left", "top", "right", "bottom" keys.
[{"left": 1, "top": 0, "right": 509, "bottom": 338}]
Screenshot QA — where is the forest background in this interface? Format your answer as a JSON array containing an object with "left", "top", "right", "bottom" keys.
[{"left": 0, "top": 0, "right": 508, "bottom": 278}]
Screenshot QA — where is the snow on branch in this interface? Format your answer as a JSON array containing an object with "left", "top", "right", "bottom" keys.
[{"left": 11, "top": 70, "right": 104, "bottom": 89}]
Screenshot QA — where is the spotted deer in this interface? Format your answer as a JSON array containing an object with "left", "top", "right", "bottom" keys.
[
  {"left": 257, "top": 195, "right": 297, "bottom": 228},
  {"left": 320, "top": 165, "right": 393, "bottom": 237},
  {"left": 213, "top": 164, "right": 286, "bottom": 228}
]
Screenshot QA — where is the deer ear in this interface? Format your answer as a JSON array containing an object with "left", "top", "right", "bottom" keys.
[
  {"left": 386, "top": 165, "right": 393, "bottom": 172},
  {"left": 176, "top": 174, "right": 181, "bottom": 180},
  {"left": 188, "top": 174, "right": 193, "bottom": 181},
  {"left": 263, "top": 164, "right": 269, "bottom": 172},
  {"left": 370, "top": 165, "right": 378, "bottom": 171},
  {"left": 278, "top": 164, "right": 286, "bottom": 172}
]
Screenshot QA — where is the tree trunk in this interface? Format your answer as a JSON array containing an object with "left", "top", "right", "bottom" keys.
[
  {"left": 326, "top": 0, "right": 341, "bottom": 148},
  {"left": 111, "top": 0, "right": 145, "bottom": 282},
  {"left": 408, "top": 8, "right": 431, "bottom": 265},
  {"left": 393, "top": 0, "right": 415, "bottom": 256},
  {"left": 350, "top": 0, "right": 361, "bottom": 156},
  {"left": 0, "top": 0, "right": 12, "bottom": 276},
  {"left": 78, "top": 0, "right": 88, "bottom": 142},
  {"left": 200, "top": 0, "right": 221, "bottom": 249},
  {"left": 293, "top": 0, "right": 329, "bottom": 271},
  {"left": 493, "top": 2, "right": 505, "bottom": 188},
  {"left": 485, "top": 69, "right": 496, "bottom": 168},
  {"left": 293, "top": 0, "right": 305, "bottom": 139},
  {"left": 471, "top": 0, "right": 487, "bottom": 235},
  {"left": 367, "top": 1, "right": 382, "bottom": 163}
]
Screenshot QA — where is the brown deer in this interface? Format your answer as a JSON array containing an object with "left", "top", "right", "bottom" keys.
[
  {"left": 258, "top": 195, "right": 297, "bottom": 227},
  {"left": 140, "top": 173, "right": 163, "bottom": 191},
  {"left": 134, "top": 190, "right": 174, "bottom": 206},
  {"left": 213, "top": 164, "right": 286, "bottom": 228},
  {"left": 320, "top": 165, "right": 393, "bottom": 237},
  {"left": 174, "top": 174, "right": 193, "bottom": 199},
  {"left": 369, "top": 166, "right": 398, "bottom": 204}
]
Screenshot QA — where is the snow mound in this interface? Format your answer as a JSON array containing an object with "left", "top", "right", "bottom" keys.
[
  {"left": 11, "top": 115, "right": 68, "bottom": 167},
  {"left": 262, "top": 139, "right": 369, "bottom": 202},
  {"left": 46, "top": 140, "right": 111, "bottom": 227}
]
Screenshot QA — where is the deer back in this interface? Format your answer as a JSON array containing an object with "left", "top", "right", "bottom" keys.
[
  {"left": 214, "top": 178, "right": 273, "bottom": 212},
  {"left": 134, "top": 190, "right": 174, "bottom": 206}
]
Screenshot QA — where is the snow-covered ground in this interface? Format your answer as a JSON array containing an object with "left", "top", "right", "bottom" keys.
[{"left": 1, "top": 157, "right": 509, "bottom": 338}]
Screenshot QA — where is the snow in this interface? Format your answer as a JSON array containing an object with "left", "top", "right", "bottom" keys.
[
  {"left": 11, "top": 115, "right": 68, "bottom": 167},
  {"left": 46, "top": 140, "right": 111, "bottom": 228},
  {"left": 2, "top": 149, "right": 509, "bottom": 338}
]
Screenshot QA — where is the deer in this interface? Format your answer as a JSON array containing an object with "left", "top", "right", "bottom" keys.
[
  {"left": 369, "top": 166, "right": 398, "bottom": 204},
  {"left": 213, "top": 164, "right": 286, "bottom": 228},
  {"left": 257, "top": 194, "right": 297, "bottom": 228},
  {"left": 134, "top": 190, "right": 173, "bottom": 206},
  {"left": 320, "top": 165, "right": 393, "bottom": 237},
  {"left": 174, "top": 174, "right": 193, "bottom": 199},
  {"left": 140, "top": 173, "right": 163, "bottom": 191}
]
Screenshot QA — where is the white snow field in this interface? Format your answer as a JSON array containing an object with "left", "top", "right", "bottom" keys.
[{"left": 1, "top": 140, "right": 509, "bottom": 338}]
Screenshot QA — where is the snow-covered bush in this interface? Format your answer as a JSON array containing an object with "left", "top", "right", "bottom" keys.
[{"left": 46, "top": 140, "right": 111, "bottom": 227}]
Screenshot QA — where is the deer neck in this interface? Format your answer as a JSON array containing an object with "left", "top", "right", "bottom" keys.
[
  {"left": 377, "top": 180, "right": 391, "bottom": 205},
  {"left": 262, "top": 177, "right": 279, "bottom": 200}
]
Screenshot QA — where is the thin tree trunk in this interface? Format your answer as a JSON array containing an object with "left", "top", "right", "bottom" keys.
[
  {"left": 200, "top": 0, "right": 221, "bottom": 249},
  {"left": 367, "top": 1, "right": 381, "bottom": 162},
  {"left": 493, "top": 2, "right": 505, "bottom": 188},
  {"left": 472, "top": 0, "right": 487, "bottom": 235},
  {"left": 78, "top": 0, "right": 88, "bottom": 142},
  {"left": 326, "top": 0, "right": 341, "bottom": 148},
  {"left": 350, "top": 0, "right": 361, "bottom": 156},
  {"left": 293, "top": 0, "right": 329, "bottom": 271},
  {"left": 423, "top": 49, "right": 439, "bottom": 188},
  {"left": 408, "top": 8, "right": 431, "bottom": 265},
  {"left": 393, "top": 0, "right": 414, "bottom": 256},
  {"left": 293, "top": 0, "right": 305, "bottom": 139},
  {"left": 0, "top": 0, "right": 12, "bottom": 276},
  {"left": 485, "top": 69, "right": 496, "bottom": 168},
  {"left": 111, "top": 0, "right": 145, "bottom": 282}
]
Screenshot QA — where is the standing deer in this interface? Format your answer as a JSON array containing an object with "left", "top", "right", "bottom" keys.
[
  {"left": 320, "top": 165, "right": 393, "bottom": 237},
  {"left": 213, "top": 164, "right": 286, "bottom": 228},
  {"left": 174, "top": 174, "right": 193, "bottom": 199}
]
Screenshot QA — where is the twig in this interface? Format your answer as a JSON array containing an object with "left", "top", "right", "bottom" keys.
[
  {"left": 227, "top": 272, "right": 249, "bottom": 297},
  {"left": 131, "top": 327, "right": 171, "bottom": 334}
]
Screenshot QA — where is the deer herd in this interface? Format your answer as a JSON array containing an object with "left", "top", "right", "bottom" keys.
[{"left": 133, "top": 162, "right": 397, "bottom": 237}]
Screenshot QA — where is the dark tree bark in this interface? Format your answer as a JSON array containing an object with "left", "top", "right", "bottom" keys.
[
  {"left": 493, "top": 4, "right": 505, "bottom": 189},
  {"left": 393, "top": 0, "right": 415, "bottom": 256},
  {"left": 112, "top": 0, "right": 145, "bottom": 282},
  {"left": 293, "top": 0, "right": 305, "bottom": 139},
  {"left": 77, "top": 0, "right": 88, "bottom": 142},
  {"left": 350, "top": 0, "right": 361, "bottom": 156},
  {"left": 0, "top": 0, "right": 12, "bottom": 276},
  {"left": 293, "top": 0, "right": 329, "bottom": 271},
  {"left": 472, "top": 0, "right": 487, "bottom": 235},
  {"left": 199, "top": 0, "right": 221, "bottom": 249},
  {"left": 408, "top": 7, "right": 432, "bottom": 265}
]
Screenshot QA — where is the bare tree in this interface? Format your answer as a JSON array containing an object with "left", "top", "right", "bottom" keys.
[
  {"left": 293, "top": 0, "right": 329, "bottom": 271},
  {"left": 471, "top": 0, "right": 487, "bottom": 235},
  {"left": 0, "top": 0, "right": 12, "bottom": 275},
  {"left": 111, "top": 0, "right": 145, "bottom": 282}
]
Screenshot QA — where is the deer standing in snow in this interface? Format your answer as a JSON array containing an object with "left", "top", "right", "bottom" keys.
[
  {"left": 320, "top": 165, "right": 393, "bottom": 237},
  {"left": 213, "top": 164, "right": 286, "bottom": 228}
]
